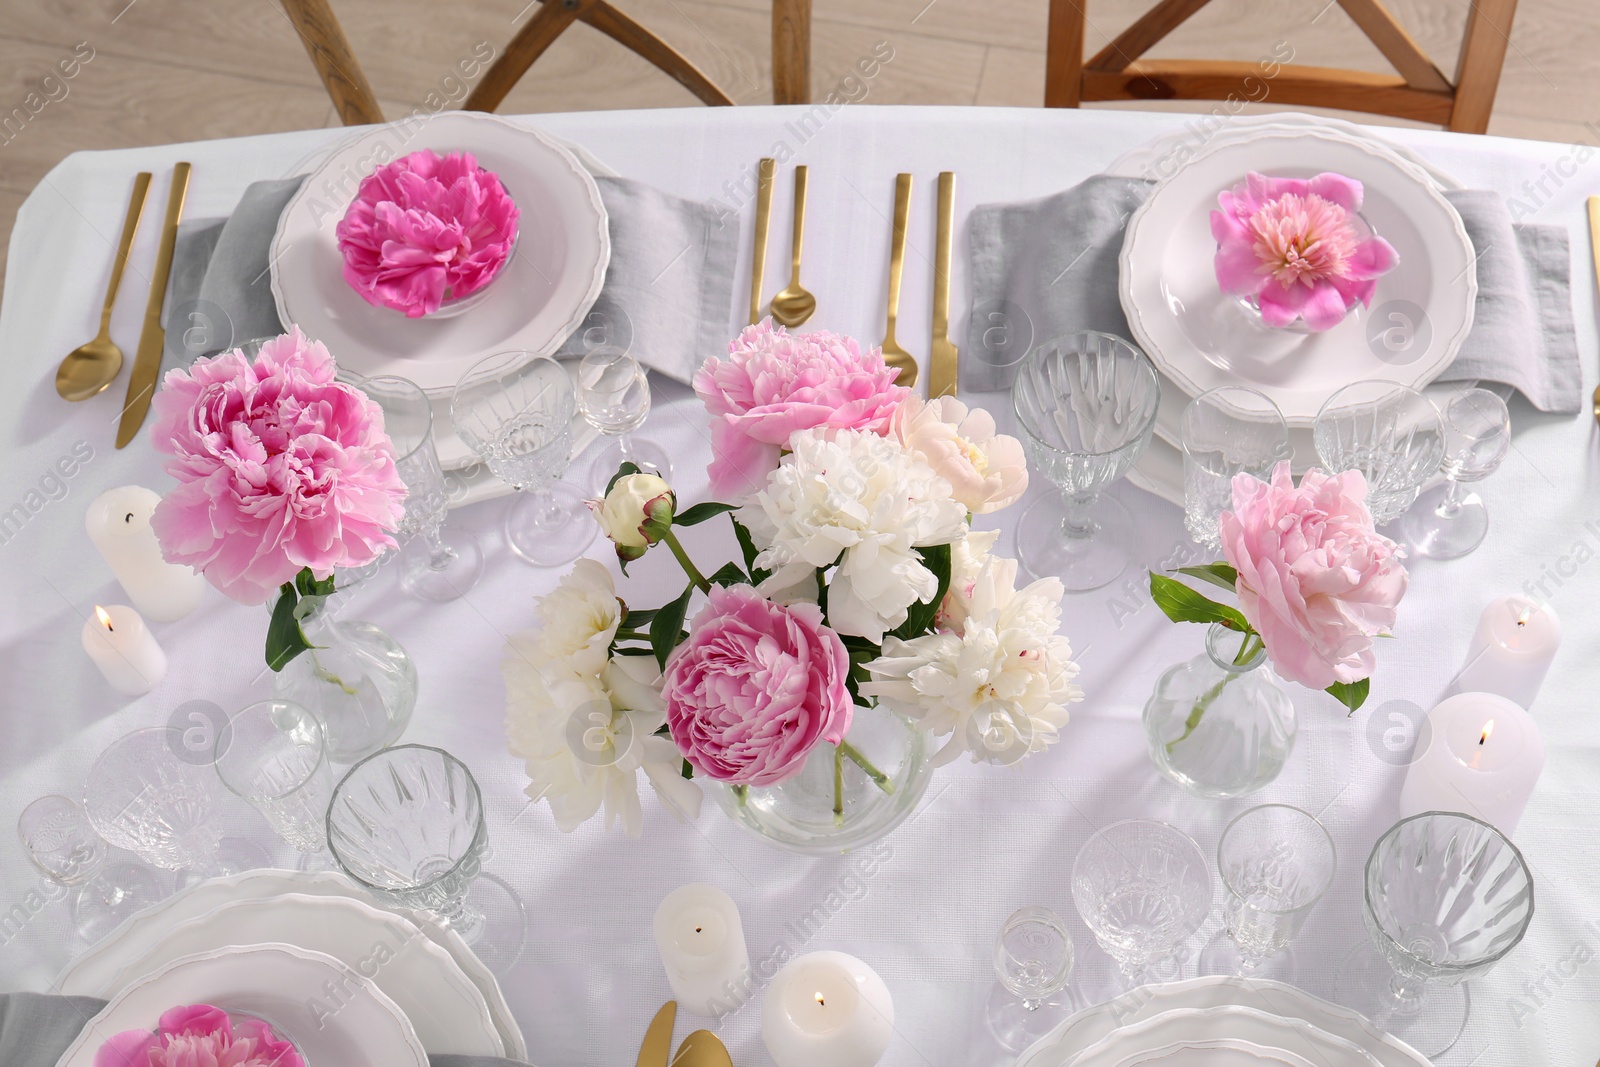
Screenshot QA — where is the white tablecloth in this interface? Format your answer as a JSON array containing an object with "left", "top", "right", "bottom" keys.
[{"left": 2, "top": 106, "right": 1597, "bottom": 1067}]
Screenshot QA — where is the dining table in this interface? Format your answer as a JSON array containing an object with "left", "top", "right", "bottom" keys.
[{"left": 0, "top": 104, "right": 1597, "bottom": 1067}]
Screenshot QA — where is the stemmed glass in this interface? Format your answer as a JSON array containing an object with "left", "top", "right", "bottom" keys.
[
  {"left": 1181, "top": 386, "right": 1292, "bottom": 549},
  {"left": 1012, "top": 332, "right": 1161, "bottom": 591},
  {"left": 577, "top": 345, "right": 671, "bottom": 491},
  {"left": 361, "top": 375, "right": 483, "bottom": 601},
  {"left": 1401, "top": 388, "right": 1511, "bottom": 559},
  {"left": 214, "top": 700, "right": 333, "bottom": 854},
  {"left": 452, "top": 352, "right": 596, "bottom": 567},
  {"left": 18, "top": 795, "right": 162, "bottom": 942},
  {"left": 1336, "top": 812, "right": 1534, "bottom": 1057},
  {"left": 1313, "top": 380, "right": 1445, "bottom": 525},
  {"left": 1071, "top": 819, "right": 1212, "bottom": 988},
  {"left": 84, "top": 727, "right": 224, "bottom": 872},
  {"left": 985, "top": 906, "right": 1079, "bottom": 1052},
  {"left": 1198, "top": 804, "right": 1335, "bottom": 980}
]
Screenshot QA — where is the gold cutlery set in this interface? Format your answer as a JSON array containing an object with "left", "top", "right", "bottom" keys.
[
  {"left": 747, "top": 158, "right": 959, "bottom": 398},
  {"left": 635, "top": 1000, "right": 734, "bottom": 1067},
  {"left": 55, "top": 163, "right": 193, "bottom": 448}
]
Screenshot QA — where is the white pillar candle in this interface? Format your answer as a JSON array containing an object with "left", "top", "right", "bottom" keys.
[
  {"left": 653, "top": 883, "right": 750, "bottom": 1016},
  {"left": 1399, "top": 692, "right": 1545, "bottom": 835},
  {"left": 80, "top": 604, "right": 167, "bottom": 695},
  {"left": 1453, "top": 596, "right": 1561, "bottom": 710},
  {"left": 761, "top": 951, "right": 894, "bottom": 1067},
  {"left": 86, "top": 486, "right": 206, "bottom": 623}
]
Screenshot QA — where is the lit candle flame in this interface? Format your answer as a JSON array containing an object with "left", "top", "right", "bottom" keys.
[
  {"left": 814, "top": 992, "right": 826, "bottom": 1007},
  {"left": 93, "top": 605, "right": 113, "bottom": 633},
  {"left": 1480, "top": 720, "right": 1494, "bottom": 745},
  {"left": 1516, "top": 608, "right": 1530, "bottom": 628}
]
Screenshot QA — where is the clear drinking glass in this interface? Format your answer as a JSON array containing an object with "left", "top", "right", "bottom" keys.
[
  {"left": 1071, "top": 819, "right": 1212, "bottom": 987},
  {"left": 1011, "top": 332, "right": 1161, "bottom": 591},
  {"left": 84, "top": 727, "right": 223, "bottom": 872},
  {"left": 1199, "top": 804, "right": 1335, "bottom": 980},
  {"left": 451, "top": 351, "right": 596, "bottom": 567},
  {"left": 215, "top": 700, "right": 334, "bottom": 853},
  {"left": 1401, "top": 388, "right": 1511, "bottom": 559},
  {"left": 985, "top": 906, "right": 1079, "bottom": 1052},
  {"left": 577, "top": 345, "right": 672, "bottom": 492},
  {"left": 1336, "top": 811, "right": 1534, "bottom": 1057},
  {"left": 1312, "top": 381, "right": 1445, "bottom": 525},
  {"left": 18, "top": 795, "right": 162, "bottom": 942},
  {"left": 1180, "top": 386, "right": 1292, "bottom": 549},
  {"left": 361, "top": 375, "right": 484, "bottom": 601}
]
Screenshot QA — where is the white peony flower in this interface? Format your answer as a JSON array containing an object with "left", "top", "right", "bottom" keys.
[
  {"left": 588, "top": 472, "right": 675, "bottom": 562},
  {"left": 741, "top": 428, "right": 968, "bottom": 642},
  {"left": 890, "top": 396, "right": 1029, "bottom": 514},
  {"left": 861, "top": 561, "right": 1083, "bottom": 766},
  {"left": 503, "top": 560, "right": 701, "bottom": 837}
]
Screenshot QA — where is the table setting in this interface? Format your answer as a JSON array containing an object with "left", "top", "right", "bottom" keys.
[{"left": 1, "top": 103, "right": 1598, "bottom": 1067}]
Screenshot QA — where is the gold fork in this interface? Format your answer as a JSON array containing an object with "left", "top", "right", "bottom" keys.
[{"left": 881, "top": 173, "right": 916, "bottom": 389}]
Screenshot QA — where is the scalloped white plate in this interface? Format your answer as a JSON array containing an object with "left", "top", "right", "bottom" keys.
[{"left": 1054, "top": 1005, "right": 1381, "bottom": 1067}]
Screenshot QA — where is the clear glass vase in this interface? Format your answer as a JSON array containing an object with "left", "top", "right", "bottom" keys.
[
  {"left": 714, "top": 702, "right": 933, "bottom": 855},
  {"left": 271, "top": 599, "right": 418, "bottom": 765},
  {"left": 1143, "top": 623, "right": 1296, "bottom": 798}
]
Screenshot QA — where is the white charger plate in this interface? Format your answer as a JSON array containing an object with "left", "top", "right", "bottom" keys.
[
  {"left": 53, "top": 943, "right": 427, "bottom": 1067},
  {"left": 55, "top": 868, "right": 526, "bottom": 1061},
  {"left": 93, "top": 893, "right": 503, "bottom": 1057},
  {"left": 1053, "top": 1005, "right": 1381, "bottom": 1067},
  {"left": 270, "top": 110, "right": 610, "bottom": 396},
  {"left": 1111, "top": 1037, "right": 1319, "bottom": 1066}
]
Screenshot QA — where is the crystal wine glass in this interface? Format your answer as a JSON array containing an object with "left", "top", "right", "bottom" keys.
[
  {"left": 361, "top": 375, "right": 484, "bottom": 601},
  {"left": 18, "top": 794, "right": 162, "bottom": 942},
  {"left": 985, "top": 906, "right": 1079, "bottom": 1052},
  {"left": 1313, "top": 381, "right": 1445, "bottom": 525},
  {"left": 1071, "top": 819, "right": 1212, "bottom": 988},
  {"left": 84, "top": 727, "right": 224, "bottom": 872},
  {"left": 452, "top": 352, "right": 595, "bottom": 567},
  {"left": 214, "top": 700, "right": 334, "bottom": 854},
  {"left": 1198, "top": 804, "right": 1335, "bottom": 981},
  {"left": 1181, "top": 386, "right": 1292, "bottom": 550},
  {"left": 1011, "top": 332, "right": 1161, "bottom": 591},
  {"left": 1336, "top": 811, "right": 1534, "bottom": 1057},
  {"left": 1401, "top": 387, "right": 1511, "bottom": 559},
  {"left": 577, "top": 345, "right": 671, "bottom": 492}
]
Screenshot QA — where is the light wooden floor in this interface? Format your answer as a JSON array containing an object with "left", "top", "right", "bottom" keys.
[{"left": 1, "top": 0, "right": 1594, "bottom": 301}]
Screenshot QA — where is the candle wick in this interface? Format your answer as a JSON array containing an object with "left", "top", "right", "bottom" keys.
[
  {"left": 124, "top": 512, "right": 134, "bottom": 524},
  {"left": 1479, "top": 735, "right": 1486, "bottom": 745},
  {"left": 694, "top": 926, "right": 702, "bottom": 933}
]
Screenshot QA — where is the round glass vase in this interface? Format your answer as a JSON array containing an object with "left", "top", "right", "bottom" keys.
[
  {"left": 270, "top": 598, "right": 418, "bottom": 765},
  {"left": 1143, "top": 623, "right": 1297, "bottom": 799},
  {"left": 714, "top": 701, "right": 933, "bottom": 855}
]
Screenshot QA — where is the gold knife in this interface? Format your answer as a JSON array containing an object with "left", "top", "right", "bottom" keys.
[
  {"left": 749, "top": 158, "right": 776, "bottom": 325},
  {"left": 637, "top": 1000, "right": 676, "bottom": 1067},
  {"left": 928, "top": 171, "right": 958, "bottom": 399},
  {"left": 116, "top": 161, "right": 191, "bottom": 449},
  {"left": 675, "top": 1029, "right": 734, "bottom": 1067},
  {"left": 1588, "top": 196, "right": 1600, "bottom": 427}
]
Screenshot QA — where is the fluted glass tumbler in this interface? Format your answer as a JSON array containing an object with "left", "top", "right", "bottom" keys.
[
  {"left": 215, "top": 700, "right": 333, "bottom": 853},
  {"left": 1180, "top": 386, "right": 1291, "bottom": 549},
  {"left": 84, "top": 727, "right": 222, "bottom": 872},
  {"left": 1313, "top": 381, "right": 1444, "bottom": 525}
]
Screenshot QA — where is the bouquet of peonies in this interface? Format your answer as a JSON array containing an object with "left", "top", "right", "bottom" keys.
[{"left": 503, "top": 321, "right": 1084, "bottom": 837}]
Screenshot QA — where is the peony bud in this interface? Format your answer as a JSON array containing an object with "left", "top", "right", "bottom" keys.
[{"left": 590, "top": 473, "right": 676, "bottom": 563}]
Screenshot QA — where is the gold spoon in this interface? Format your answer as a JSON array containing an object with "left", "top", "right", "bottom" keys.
[
  {"left": 881, "top": 172, "right": 917, "bottom": 389},
  {"left": 57, "top": 172, "right": 151, "bottom": 402},
  {"left": 770, "top": 165, "right": 815, "bottom": 328},
  {"left": 675, "top": 1029, "right": 734, "bottom": 1067}
]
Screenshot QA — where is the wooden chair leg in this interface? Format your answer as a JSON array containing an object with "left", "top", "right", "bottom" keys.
[
  {"left": 280, "top": 0, "right": 384, "bottom": 126},
  {"left": 1449, "top": 0, "right": 1519, "bottom": 133},
  {"left": 464, "top": 0, "right": 585, "bottom": 113},
  {"left": 1045, "top": 0, "right": 1087, "bottom": 107},
  {"left": 772, "top": 0, "right": 810, "bottom": 105}
]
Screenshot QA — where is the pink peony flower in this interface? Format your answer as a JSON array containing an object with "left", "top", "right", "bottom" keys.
[
  {"left": 890, "top": 395, "right": 1029, "bottom": 514},
  {"left": 149, "top": 328, "right": 408, "bottom": 605},
  {"left": 336, "top": 149, "right": 519, "bottom": 317},
  {"left": 1211, "top": 172, "right": 1398, "bottom": 331},
  {"left": 1219, "top": 462, "right": 1408, "bottom": 690},
  {"left": 693, "top": 320, "right": 911, "bottom": 495},
  {"left": 662, "top": 585, "right": 853, "bottom": 786},
  {"left": 95, "top": 1004, "right": 305, "bottom": 1067}
]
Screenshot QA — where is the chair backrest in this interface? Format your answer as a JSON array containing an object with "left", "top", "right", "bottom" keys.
[
  {"left": 283, "top": 0, "right": 812, "bottom": 126},
  {"left": 1044, "top": 0, "right": 1518, "bottom": 133}
]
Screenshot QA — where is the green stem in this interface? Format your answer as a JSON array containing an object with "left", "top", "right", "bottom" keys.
[
  {"left": 839, "top": 740, "right": 895, "bottom": 795},
  {"left": 614, "top": 628, "right": 648, "bottom": 641},
  {"left": 1165, "top": 630, "right": 1263, "bottom": 754},
  {"left": 833, "top": 745, "right": 845, "bottom": 826},
  {"left": 662, "top": 529, "right": 711, "bottom": 594}
]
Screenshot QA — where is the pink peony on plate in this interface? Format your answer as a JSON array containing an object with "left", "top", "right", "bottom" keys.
[{"left": 95, "top": 1004, "right": 307, "bottom": 1067}]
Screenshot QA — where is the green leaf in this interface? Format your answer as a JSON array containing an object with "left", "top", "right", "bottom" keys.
[
  {"left": 265, "top": 582, "right": 312, "bottom": 671},
  {"left": 708, "top": 562, "right": 748, "bottom": 588},
  {"left": 604, "top": 461, "right": 643, "bottom": 497},
  {"left": 890, "top": 542, "right": 952, "bottom": 641},
  {"left": 730, "top": 515, "right": 771, "bottom": 585},
  {"left": 675, "top": 501, "right": 737, "bottom": 527},
  {"left": 680, "top": 758, "right": 695, "bottom": 780},
  {"left": 1326, "top": 678, "right": 1370, "bottom": 715},
  {"left": 1175, "top": 562, "right": 1239, "bottom": 594},
  {"left": 623, "top": 607, "right": 657, "bottom": 628},
  {"left": 614, "top": 645, "right": 657, "bottom": 657},
  {"left": 651, "top": 582, "right": 695, "bottom": 671},
  {"left": 1148, "top": 572, "right": 1251, "bottom": 631}
]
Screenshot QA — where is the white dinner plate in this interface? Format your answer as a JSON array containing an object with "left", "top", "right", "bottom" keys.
[
  {"left": 1015, "top": 976, "right": 1431, "bottom": 1067},
  {"left": 1119, "top": 128, "right": 1476, "bottom": 425},
  {"left": 1055, "top": 1006, "right": 1381, "bottom": 1067},
  {"left": 94, "top": 893, "right": 503, "bottom": 1057},
  {"left": 1111, "top": 1037, "right": 1319, "bottom": 1066},
  {"left": 270, "top": 110, "right": 610, "bottom": 396},
  {"left": 53, "top": 944, "right": 427, "bottom": 1067},
  {"left": 56, "top": 868, "right": 526, "bottom": 1061}
]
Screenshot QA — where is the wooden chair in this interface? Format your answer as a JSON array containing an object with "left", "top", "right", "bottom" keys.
[
  {"left": 282, "top": 0, "right": 812, "bottom": 126},
  {"left": 1044, "top": 0, "right": 1519, "bottom": 133}
]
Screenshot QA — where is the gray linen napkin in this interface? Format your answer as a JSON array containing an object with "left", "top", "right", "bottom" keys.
[
  {"left": 0, "top": 992, "right": 532, "bottom": 1066},
  {"left": 964, "top": 177, "right": 1583, "bottom": 414},
  {"left": 165, "top": 174, "right": 737, "bottom": 384}
]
